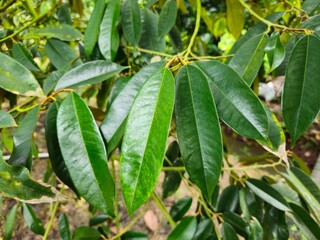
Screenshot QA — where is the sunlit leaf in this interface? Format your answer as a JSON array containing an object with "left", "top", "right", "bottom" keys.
[
  {"left": 167, "top": 217, "right": 197, "bottom": 240},
  {"left": 226, "top": 0, "right": 244, "bottom": 38},
  {"left": 12, "top": 43, "right": 39, "bottom": 71},
  {"left": 0, "top": 111, "right": 17, "bottom": 129}
]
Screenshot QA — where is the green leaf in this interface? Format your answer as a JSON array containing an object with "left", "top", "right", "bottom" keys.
[
  {"left": 89, "top": 214, "right": 110, "bottom": 226},
  {"left": 43, "top": 66, "right": 71, "bottom": 95},
  {"left": 0, "top": 52, "right": 43, "bottom": 97},
  {"left": 22, "top": 203, "right": 45, "bottom": 235},
  {"left": 192, "top": 218, "right": 213, "bottom": 240},
  {"left": 121, "top": 0, "right": 141, "bottom": 46},
  {"left": 170, "top": 196, "right": 192, "bottom": 222},
  {"left": 120, "top": 67, "right": 174, "bottom": 216},
  {"left": 28, "top": 24, "right": 82, "bottom": 41},
  {"left": 271, "top": 183, "right": 301, "bottom": 205},
  {"left": 301, "top": 14, "right": 320, "bottom": 34},
  {"left": 222, "top": 222, "right": 239, "bottom": 240},
  {"left": 57, "top": 3, "right": 72, "bottom": 25},
  {"left": 12, "top": 43, "right": 40, "bottom": 71},
  {"left": 58, "top": 213, "right": 71, "bottom": 240},
  {"left": 288, "top": 203, "right": 320, "bottom": 240},
  {"left": 226, "top": 0, "right": 244, "bottom": 38},
  {"left": 54, "top": 60, "right": 126, "bottom": 90},
  {"left": 282, "top": 35, "right": 320, "bottom": 146},
  {"left": 265, "top": 31, "right": 285, "bottom": 72},
  {"left": 229, "top": 34, "right": 268, "bottom": 86},
  {"left": 73, "top": 226, "right": 101, "bottom": 240},
  {"left": 302, "top": 0, "right": 320, "bottom": 15},
  {"left": 8, "top": 106, "right": 40, "bottom": 169},
  {"left": 162, "top": 158, "right": 184, "bottom": 198},
  {"left": 192, "top": 61, "right": 269, "bottom": 143},
  {"left": 0, "top": 110, "right": 17, "bottom": 128},
  {"left": 216, "top": 185, "right": 239, "bottom": 212},
  {"left": 4, "top": 204, "right": 18, "bottom": 240},
  {"left": 139, "top": 9, "right": 165, "bottom": 55},
  {"left": 175, "top": 65, "right": 222, "bottom": 201},
  {"left": 45, "top": 101, "right": 77, "bottom": 194},
  {"left": 121, "top": 230, "right": 148, "bottom": 240},
  {"left": 167, "top": 217, "right": 197, "bottom": 240},
  {"left": 45, "top": 39, "right": 82, "bottom": 70},
  {"left": 158, "top": 0, "right": 177, "bottom": 38},
  {"left": 223, "top": 212, "right": 250, "bottom": 239},
  {"left": 101, "top": 62, "right": 164, "bottom": 154},
  {"left": 98, "top": 0, "right": 121, "bottom": 61},
  {"left": 246, "top": 179, "right": 290, "bottom": 211},
  {"left": 0, "top": 151, "right": 54, "bottom": 200},
  {"left": 248, "top": 218, "right": 263, "bottom": 240},
  {"left": 262, "top": 205, "right": 288, "bottom": 240},
  {"left": 57, "top": 92, "right": 115, "bottom": 215},
  {"left": 84, "top": 0, "right": 106, "bottom": 57}
]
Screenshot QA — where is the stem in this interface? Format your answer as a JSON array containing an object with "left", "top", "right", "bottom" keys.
[
  {"left": 184, "top": 0, "right": 201, "bottom": 60},
  {"left": 162, "top": 166, "right": 185, "bottom": 171},
  {"left": 151, "top": 192, "right": 176, "bottom": 228},
  {"left": 43, "top": 200, "right": 59, "bottom": 240},
  {"left": 0, "top": 0, "right": 16, "bottom": 12},
  {"left": 111, "top": 159, "right": 120, "bottom": 239},
  {"left": 124, "top": 46, "right": 173, "bottom": 58},
  {"left": 223, "top": 158, "right": 284, "bottom": 172},
  {"left": 23, "top": 0, "right": 38, "bottom": 18},
  {"left": 8, "top": 97, "right": 37, "bottom": 113}
]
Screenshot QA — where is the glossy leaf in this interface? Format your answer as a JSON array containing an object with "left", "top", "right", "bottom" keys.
[
  {"left": 246, "top": 179, "right": 290, "bottom": 211},
  {"left": 89, "top": 214, "right": 110, "bottom": 226},
  {"left": 167, "top": 217, "right": 197, "bottom": 240},
  {"left": 302, "top": 0, "right": 320, "bottom": 15},
  {"left": 240, "top": 187, "right": 263, "bottom": 221},
  {"left": 120, "top": 67, "right": 174, "bottom": 215},
  {"left": 107, "top": 76, "right": 131, "bottom": 109},
  {"left": 84, "top": 0, "right": 106, "bottom": 57},
  {"left": 265, "top": 31, "right": 285, "bottom": 72},
  {"left": 73, "top": 226, "right": 101, "bottom": 240},
  {"left": 192, "top": 61, "right": 269, "bottom": 143},
  {"left": 223, "top": 212, "right": 250, "bottom": 238},
  {"left": 0, "top": 111, "right": 17, "bottom": 128},
  {"left": 192, "top": 218, "right": 213, "bottom": 240},
  {"left": 100, "top": 62, "right": 164, "bottom": 154},
  {"left": 282, "top": 35, "right": 320, "bottom": 146},
  {"left": 12, "top": 43, "right": 39, "bottom": 71},
  {"left": 229, "top": 34, "right": 268, "bottom": 86},
  {"left": 216, "top": 185, "right": 240, "bottom": 212},
  {"left": 54, "top": 60, "right": 125, "bottom": 90},
  {"left": 43, "top": 66, "right": 70, "bottom": 95},
  {"left": 0, "top": 52, "right": 43, "bottom": 97},
  {"left": 170, "top": 196, "right": 192, "bottom": 222},
  {"left": 58, "top": 213, "right": 71, "bottom": 240},
  {"left": 98, "top": 0, "right": 121, "bottom": 61},
  {"left": 271, "top": 183, "right": 301, "bottom": 205},
  {"left": 28, "top": 24, "right": 82, "bottom": 41},
  {"left": 8, "top": 106, "right": 40, "bottom": 169},
  {"left": 57, "top": 92, "right": 115, "bottom": 215},
  {"left": 301, "top": 14, "right": 320, "bottom": 34},
  {"left": 121, "top": 0, "right": 141, "bottom": 46},
  {"left": 288, "top": 203, "right": 320, "bottom": 240},
  {"left": 45, "top": 39, "right": 82, "bottom": 70},
  {"left": 4, "top": 204, "right": 18, "bottom": 240},
  {"left": 121, "top": 230, "right": 148, "bottom": 240},
  {"left": 45, "top": 101, "right": 77, "bottom": 193},
  {"left": 22, "top": 203, "right": 45, "bottom": 235},
  {"left": 249, "top": 218, "right": 263, "bottom": 240},
  {"left": 158, "top": 0, "right": 177, "bottom": 38},
  {"left": 226, "top": 0, "right": 244, "bottom": 38},
  {"left": 222, "top": 222, "right": 239, "bottom": 240},
  {"left": 162, "top": 158, "right": 184, "bottom": 198},
  {"left": 0, "top": 150, "right": 54, "bottom": 200},
  {"left": 175, "top": 65, "right": 222, "bottom": 201}
]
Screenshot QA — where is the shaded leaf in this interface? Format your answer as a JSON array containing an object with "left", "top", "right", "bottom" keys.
[
  {"left": 302, "top": 0, "right": 320, "bottom": 15},
  {"left": 22, "top": 203, "right": 45, "bottom": 235},
  {"left": 121, "top": 0, "right": 141, "bottom": 46},
  {"left": 120, "top": 67, "right": 175, "bottom": 215},
  {"left": 58, "top": 213, "right": 71, "bottom": 240},
  {"left": 43, "top": 66, "right": 71, "bottom": 95},
  {"left": 162, "top": 158, "right": 184, "bottom": 198},
  {"left": 301, "top": 14, "right": 320, "bottom": 34},
  {"left": 12, "top": 43, "right": 39, "bottom": 71},
  {"left": 249, "top": 217, "right": 263, "bottom": 240},
  {"left": 0, "top": 110, "right": 17, "bottom": 128},
  {"left": 57, "top": 92, "right": 115, "bottom": 215},
  {"left": 170, "top": 196, "right": 192, "bottom": 222},
  {"left": 265, "top": 31, "right": 285, "bottom": 72},
  {"left": 4, "top": 204, "right": 18, "bottom": 240},
  {"left": 175, "top": 65, "right": 222, "bottom": 201},
  {"left": 226, "top": 0, "right": 244, "bottom": 38},
  {"left": 89, "top": 214, "right": 110, "bottom": 226},
  {"left": 121, "top": 230, "right": 148, "bottom": 240},
  {"left": 0, "top": 52, "right": 43, "bottom": 97},
  {"left": 282, "top": 35, "right": 320, "bottom": 146},
  {"left": 57, "top": 3, "right": 72, "bottom": 25},
  {"left": 222, "top": 222, "right": 238, "bottom": 240},
  {"left": 262, "top": 204, "right": 288, "bottom": 240},
  {"left": 158, "top": 0, "right": 178, "bottom": 38},
  {"left": 223, "top": 212, "right": 250, "bottom": 238},
  {"left": 192, "top": 218, "right": 213, "bottom": 240},
  {"left": 73, "top": 226, "right": 100, "bottom": 240},
  {"left": 54, "top": 61, "right": 126, "bottom": 90},
  {"left": 216, "top": 185, "right": 240, "bottom": 212},
  {"left": 271, "top": 183, "right": 301, "bottom": 205},
  {"left": 28, "top": 24, "right": 82, "bottom": 41},
  {"left": 167, "top": 217, "right": 197, "bottom": 240}
]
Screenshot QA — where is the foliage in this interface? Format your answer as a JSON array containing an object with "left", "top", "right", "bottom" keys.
[{"left": 0, "top": 0, "right": 320, "bottom": 239}]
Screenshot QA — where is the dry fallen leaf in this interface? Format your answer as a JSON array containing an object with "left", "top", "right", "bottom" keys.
[{"left": 143, "top": 210, "right": 158, "bottom": 231}]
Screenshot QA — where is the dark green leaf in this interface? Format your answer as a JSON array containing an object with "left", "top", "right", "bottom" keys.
[
  {"left": 100, "top": 62, "right": 164, "bottom": 154},
  {"left": 229, "top": 34, "right": 268, "bottom": 86},
  {"left": 121, "top": 230, "right": 148, "bottom": 240},
  {"left": 8, "top": 106, "right": 40, "bottom": 169},
  {"left": 22, "top": 203, "right": 45, "bottom": 235},
  {"left": 192, "top": 218, "right": 213, "bottom": 240},
  {"left": 73, "top": 226, "right": 101, "bottom": 240},
  {"left": 302, "top": 0, "right": 320, "bottom": 15},
  {"left": 45, "top": 39, "right": 82, "bottom": 70},
  {"left": 226, "top": 0, "right": 244, "bottom": 38},
  {"left": 4, "top": 204, "right": 18, "bottom": 240},
  {"left": 162, "top": 158, "right": 184, "bottom": 198},
  {"left": 288, "top": 203, "right": 320, "bottom": 240},
  {"left": 120, "top": 67, "right": 175, "bottom": 215},
  {"left": 282, "top": 35, "right": 320, "bottom": 146},
  {"left": 275, "top": 35, "right": 298, "bottom": 76},
  {"left": 57, "top": 3, "right": 72, "bottom": 25},
  {"left": 43, "top": 66, "right": 71, "bottom": 95},
  {"left": 0, "top": 52, "right": 43, "bottom": 97},
  {"left": 169, "top": 26, "right": 183, "bottom": 52},
  {"left": 12, "top": 43, "right": 39, "bottom": 71},
  {"left": 28, "top": 24, "right": 82, "bottom": 41},
  {"left": 167, "top": 217, "right": 197, "bottom": 240},
  {"left": 0, "top": 110, "right": 17, "bottom": 128},
  {"left": 107, "top": 76, "right": 131, "bottom": 109},
  {"left": 54, "top": 61, "right": 126, "bottom": 90},
  {"left": 57, "top": 92, "right": 115, "bottom": 215},
  {"left": 98, "top": 0, "right": 121, "bottom": 61},
  {"left": 246, "top": 179, "right": 290, "bottom": 211},
  {"left": 170, "top": 196, "right": 192, "bottom": 222},
  {"left": 58, "top": 213, "right": 71, "bottom": 240},
  {"left": 265, "top": 31, "right": 285, "bottom": 72},
  {"left": 175, "top": 65, "right": 222, "bottom": 201},
  {"left": 158, "top": 0, "right": 177, "bottom": 38},
  {"left": 239, "top": 188, "right": 263, "bottom": 222},
  {"left": 223, "top": 212, "right": 250, "bottom": 238},
  {"left": 249, "top": 217, "right": 263, "bottom": 240},
  {"left": 262, "top": 205, "right": 288, "bottom": 240},
  {"left": 89, "top": 214, "right": 110, "bottom": 226},
  {"left": 84, "top": 0, "right": 106, "bottom": 57},
  {"left": 121, "top": 0, "right": 141, "bottom": 46},
  {"left": 192, "top": 61, "right": 269, "bottom": 143},
  {"left": 222, "top": 222, "right": 239, "bottom": 240},
  {"left": 301, "top": 14, "right": 320, "bottom": 34},
  {"left": 45, "top": 101, "right": 77, "bottom": 193},
  {"left": 217, "top": 185, "right": 239, "bottom": 212},
  {"left": 165, "top": 140, "right": 180, "bottom": 163}
]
